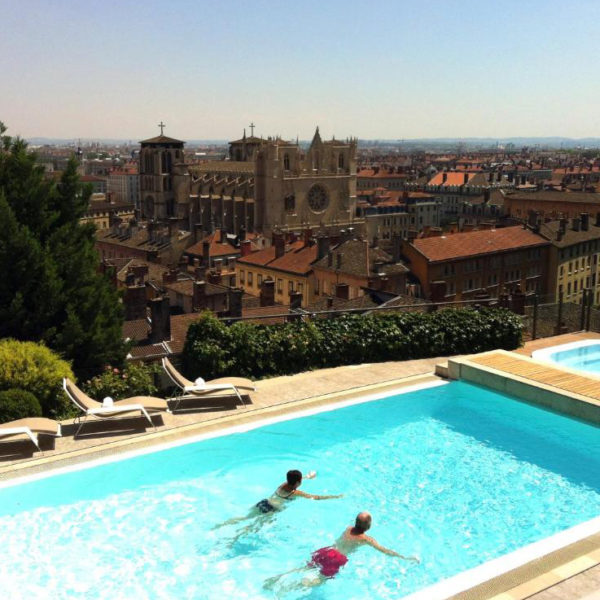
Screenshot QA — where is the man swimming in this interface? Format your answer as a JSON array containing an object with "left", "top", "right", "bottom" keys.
[
  {"left": 213, "top": 469, "right": 342, "bottom": 530},
  {"left": 265, "top": 511, "right": 419, "bottom": 590}
]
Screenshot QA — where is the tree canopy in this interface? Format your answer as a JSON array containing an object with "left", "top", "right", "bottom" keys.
[{"left": 0, "top": 121, "right": 126, "bottom": 377}]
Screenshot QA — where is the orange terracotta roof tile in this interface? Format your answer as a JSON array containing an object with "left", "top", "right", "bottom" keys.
[
  {"left": 427, "top": 172, "right": 477, "bottom": 186},
  {"left": 410, "top": 226, "right": 548, "bottom": 262}
]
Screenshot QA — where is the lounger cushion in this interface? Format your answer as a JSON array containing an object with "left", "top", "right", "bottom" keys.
[
  {"left": 207, "top": 377, "right": 255, "bottom": 391},
  {"left": 114, "top": 396, "right": 168, "bottom": 412},
  {"left": 0, "top": 417, "right": 60, "bottom": 436}
]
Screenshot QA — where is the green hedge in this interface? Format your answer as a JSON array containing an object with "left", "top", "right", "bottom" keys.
[
  {"left": 181, "top": 308, "right": 523, "bottom": 380},
  {"left": 0, "top": 388, "right": 42, "bottom": 424}
]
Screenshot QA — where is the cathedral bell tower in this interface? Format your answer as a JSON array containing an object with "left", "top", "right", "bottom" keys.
[{"left": 139, "top": 122, "right": 185, "bottom": 221}]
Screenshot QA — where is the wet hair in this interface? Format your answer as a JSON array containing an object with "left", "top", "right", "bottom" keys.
[
  {"left": 286, "top": 470, "right": 302, "bottom": 486},
  {"left": 354, "top": 512, "right": 372, "bottom": 533}
]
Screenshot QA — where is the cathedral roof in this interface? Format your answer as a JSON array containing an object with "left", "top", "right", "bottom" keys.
[
  {"left": 139, "top": 135, "right": 185, "bottom": 145},
  {"left": 229, "top": 135, "right": 263, "bottom": 144}
]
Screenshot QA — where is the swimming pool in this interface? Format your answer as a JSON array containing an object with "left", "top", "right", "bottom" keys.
[
  {"left": 1, "top": 380, "right": 599, "bottom": 599},
  {"left": 532, "top": 340, "right": 600, "bottom": 375}
]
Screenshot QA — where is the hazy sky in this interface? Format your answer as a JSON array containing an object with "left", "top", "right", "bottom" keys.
[{"left": 2, "top": 0, "right": 599, "bottom": 141}]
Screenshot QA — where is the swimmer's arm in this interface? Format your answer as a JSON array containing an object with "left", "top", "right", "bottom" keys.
[
  {"left": 366, "top": 536, "right": 421, "bottom": 561},
  {"left": 293, "top": 489, "right": 343, "bottom": 500}
]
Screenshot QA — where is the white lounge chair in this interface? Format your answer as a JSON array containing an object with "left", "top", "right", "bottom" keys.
[
  {"left": 63, "top": 378, "right": 169, "bottom": 436},
  {"left": 162, "top": 357, "right": 255, "bottom": 410},
  {"left": 0, "top": 417, "right": 61, "bottom": 452}
]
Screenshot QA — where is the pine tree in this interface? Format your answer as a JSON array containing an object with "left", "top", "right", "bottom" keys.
[{"left": 0, "top": 121, "right": 126, "bottom": 377}]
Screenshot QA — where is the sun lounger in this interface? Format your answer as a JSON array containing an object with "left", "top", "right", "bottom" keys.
[
  {"left": 0, "top": 417, "right": 61, "bottom": 451},
  {"left": 162, "top": 357, "right": 255, "bottom": 410},
  {"left": 63, "top": 378, "right": 168, "bottom": 436}
]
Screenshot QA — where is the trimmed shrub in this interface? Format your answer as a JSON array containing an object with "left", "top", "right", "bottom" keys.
[
  {"left": 0, "top": 388, "right": 43, "bottom": 424},
  {"left": 0, "top": 339, "right": 74, "bottom": 419},
  {"left": 82, "top": 362, "right": 160, "bottom": 401},
  {"left": 182, "top": 308, "right": 523, "bottom": 380}
]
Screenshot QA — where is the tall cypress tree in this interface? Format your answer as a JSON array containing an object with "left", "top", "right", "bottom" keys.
[{"left": 0, "top": 122, "right": 126, "bottom": 377}]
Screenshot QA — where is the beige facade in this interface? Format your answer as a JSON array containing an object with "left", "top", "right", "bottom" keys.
[
  {"left": 539, "top": 216, "right": 600, "bottom": 304},
  {"left": 237, "top": 265, "right": 314, "bottom": 307}
]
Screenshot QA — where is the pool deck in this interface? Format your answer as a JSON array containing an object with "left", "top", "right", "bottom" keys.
[{"left": 2, "top": 331, "right": 600, "bottom": 599}]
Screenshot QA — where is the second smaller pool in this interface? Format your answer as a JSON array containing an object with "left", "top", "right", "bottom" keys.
[{"left": 532, "top": 340, "right": 600, "bottom": 375}]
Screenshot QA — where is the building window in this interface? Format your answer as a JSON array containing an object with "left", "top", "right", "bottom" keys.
[
  {"left": 239, "top": 270, "right": 245, "bottom": 284},
  {"left": 288, "top": 281, "right": 294, "bottom": 292},
  {"left": 338, "top": 153, "right": 344, "bottom": 169},
  {"left": 248, "top": 272, "right": 253, "bottom": 286},
  {"left": 283, "top": 153, "right": 290, "bottom": 170},
  {"left": 277, "top": 279, "right": 283, "bottom": 293},
  {"left": 298, "top": 283, "right": 303, "bottom": 294}
]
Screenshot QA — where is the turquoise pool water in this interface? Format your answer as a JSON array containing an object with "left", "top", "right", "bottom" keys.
[
  {"left": 548, "top": 343, "right": 600, "bottom": 374},
  {"left": 1, "top": 381, "right": 600, "bottom": 599}
]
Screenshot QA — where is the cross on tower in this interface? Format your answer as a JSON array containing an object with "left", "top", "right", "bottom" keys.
[
  {"left": 249, "top": 122, "right": 255, "bottom": 137},
  {"left": 158, "top": 121, "right": 166, "bottom": 136}
]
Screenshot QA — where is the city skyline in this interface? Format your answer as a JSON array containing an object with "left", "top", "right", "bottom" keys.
[{"left": 2, "top": 0, "right": 599, "bottom": 140}]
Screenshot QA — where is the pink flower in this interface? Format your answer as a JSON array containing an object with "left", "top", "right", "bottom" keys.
[{"left": 113, "top": 368, "right": 120, "bottom": 374}]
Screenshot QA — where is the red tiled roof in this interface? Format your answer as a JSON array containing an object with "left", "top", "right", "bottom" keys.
[
  {"left": 186, "top": 231, "right": 239, "bottom": 258},
  {"left": 237, "top": 241, "right": 317, "bottom": 275},
  {"left": 427, "top": 172, "right": 477, "bottom": 186},
  {"left": 410, "top": 226, "right": 548, "bottom": 262}
]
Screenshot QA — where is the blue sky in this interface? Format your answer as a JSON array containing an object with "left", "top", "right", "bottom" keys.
[{"left": 1, "top": 0, "right": 599, "bottom": 140}]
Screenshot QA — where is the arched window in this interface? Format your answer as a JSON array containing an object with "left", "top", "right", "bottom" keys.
[
  {"left": 284, "top": 153, "right": 290, "bottom": 170},
  {"left": 338, "top": 153, "right": 344, "bottom": 169}
]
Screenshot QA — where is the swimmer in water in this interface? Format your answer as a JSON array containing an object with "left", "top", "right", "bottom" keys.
[
  {"left": 264, "top": 511, "right": 419, "bottom": 590},
  {"left": 213, "top": 469, "right": 342, "bottom": 532}
]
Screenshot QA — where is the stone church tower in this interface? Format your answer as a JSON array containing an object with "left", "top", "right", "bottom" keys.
[{"left": 139, "top": 129, "right": 185, "bottom": 220}]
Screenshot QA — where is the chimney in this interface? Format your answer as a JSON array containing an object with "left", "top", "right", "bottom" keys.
[
  {"left": 238, "top": 226, "right": 246, "bottom": 242},
  {"left": 202, "top": 240, "right": 211, "bottom": 267},
  {"left": 326, "top": 296, "right": 334, "bottom": 309},
  {"left": 207, "top": 270, "right": 222, "bottom": 285},
  {"left": 373, "top": 260, "right": 384, "bottom": 274},
  {"left": 572, "top": 217, "right": 581, "bottom": 232},
  {"left": 124, "top": 284, "right": 147, "bottom": 320},
  {"left": 581, "top": 212, "right": 589, "bottom": 231},
  {"left": 162, "top": 268, "right": 178, "bottom": 285},
  {"left": 260, "top": 279, "right": 275, "bottom": 306},
  {"left": 463, "top": 173, "right": 469, "bottom": 185},
  {"left": 303, "top": 227, "right": 312, "bottom": 247},
  {"left": 273, "top": 231, "right": 285, "bottom": 258},
  {"left": 240, "top": 239, "right": 252, "bottom": 257},
  {"left": 317, "top": 235, "right": 330, "bottom": 260},
  {"left": 559, "top": 217, "right": 567, "bottom": 234},
  {"left": 336, "top": 253, "right": 342, "bottom": 269},
  {"left": 430, "top": 280, "right": 448, "bottom": 303},
  {"left": 556, "top": 229, "right": 563, "bottom": 242},
  {"left": 289, "top": 290, "right": 303, "bottom": 310},
  {"left": 149, "top": 296, "right": 171, "bottom": 343},
  {"left": 335, "top": 283, "right": 350, "bottom": 299},
  {"left": 391, "top": 233, "right": 402, "bottom": 262},
  {"left": 228, "top": 287, "right": 243, "bottom": 318},
  {"left": 407, "top": 230, "right": 417, "bottom": 242},
  {"left": 193, "top": 280, "right": 207, "bottom": 310},
  {"left": 125, "top": 271, "right": 136, "bottom": 286},
  {"left": 214, "top": 258, "right": 223, "bottom": 272},
  {"left": 442, "top": 172, "right": 448, "bottom": 183},
  {"left": 132, "top": 265, "right": 148, "bottom": 281}
]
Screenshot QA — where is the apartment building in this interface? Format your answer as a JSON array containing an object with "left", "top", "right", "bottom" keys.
[
  {"left": 402, "top": 226, "right": 550, "bottom": 300},
  {"left": 538, "top": 213, "right": 600, "bottom": 304},
  {"left": 236, "top": 231, "right": 317, "bottom": 307}
]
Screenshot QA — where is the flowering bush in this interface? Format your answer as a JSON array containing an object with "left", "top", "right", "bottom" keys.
[{"left": 82, "top": 362, "right": 160, "bottom": 400}]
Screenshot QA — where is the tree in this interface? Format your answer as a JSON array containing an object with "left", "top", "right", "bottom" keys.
[{"left": 0, "top": 121, "right": 126, "bottom": 377}]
